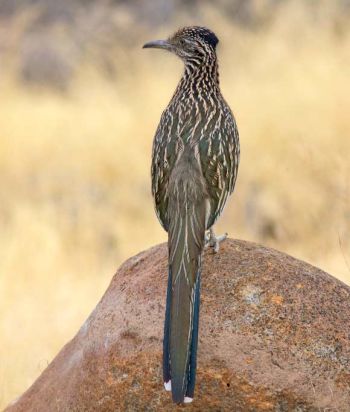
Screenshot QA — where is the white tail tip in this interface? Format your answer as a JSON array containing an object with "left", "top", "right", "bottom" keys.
[
  {"left": 164, "top": 380, "right": 172, "bottom": 391},
  {"left": 184, "top": 397, "right": 193, "bottom": 403}
]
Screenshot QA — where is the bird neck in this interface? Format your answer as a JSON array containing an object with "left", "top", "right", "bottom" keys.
[{"left": 177, "top": 54, "right": 220, "bottom": 98}]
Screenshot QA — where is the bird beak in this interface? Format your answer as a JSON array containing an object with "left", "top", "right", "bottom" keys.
[{"left": 142, "top": 39, "right": 172, "bottom": 50}]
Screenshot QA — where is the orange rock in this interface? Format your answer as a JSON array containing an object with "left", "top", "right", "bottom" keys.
[
  {"left": 270, "top": 295, "right": 284, "bottom": 305},
  {"left": 5, "top": 240, "right": 350, "bottom": 411}
]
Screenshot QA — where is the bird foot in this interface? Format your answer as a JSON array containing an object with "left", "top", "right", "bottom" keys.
[{"left": 205, "top": 228, "right": 228, "bottom": 253}]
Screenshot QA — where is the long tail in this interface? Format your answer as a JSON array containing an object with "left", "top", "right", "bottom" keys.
[{"left": 163, "top": 166, "right": 207, "bottom": 404}]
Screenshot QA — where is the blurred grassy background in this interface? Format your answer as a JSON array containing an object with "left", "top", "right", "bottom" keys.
[{"left": 0, "top": 0, "right": 350, "bottom": 407}]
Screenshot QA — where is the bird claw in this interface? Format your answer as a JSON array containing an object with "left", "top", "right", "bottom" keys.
[{"left": 205, "top": 228, "right": 228, "bottom": 253}]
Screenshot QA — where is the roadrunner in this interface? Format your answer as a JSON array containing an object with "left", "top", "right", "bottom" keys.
[{"left": 143, "top": 26, "right": 240, "bottom": 404}]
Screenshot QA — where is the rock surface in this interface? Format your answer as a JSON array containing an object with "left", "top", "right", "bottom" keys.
[{"left": 5, "top": 239, "right": 350, "bottom": 411}]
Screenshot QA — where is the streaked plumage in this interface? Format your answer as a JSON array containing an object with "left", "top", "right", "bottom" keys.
[{"left": 143, "top": 26, "right": 240, "bottom": 404}]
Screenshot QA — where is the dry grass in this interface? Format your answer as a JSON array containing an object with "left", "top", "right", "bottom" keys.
[{"left": 1, "top": 3, "right": 350, "bottom": 408}]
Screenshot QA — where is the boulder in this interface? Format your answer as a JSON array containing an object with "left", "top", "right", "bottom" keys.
[{"left": 6, "top": 239, "right": 350, "bottom": 411}]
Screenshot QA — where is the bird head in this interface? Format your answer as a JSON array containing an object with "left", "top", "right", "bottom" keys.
[{"left": 143, "top": 26, "right": 219, "bottom": 63}]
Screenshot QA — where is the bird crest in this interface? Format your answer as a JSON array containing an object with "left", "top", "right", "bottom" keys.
[{"left": 170, "top": 26, "right": 219, "bottom": 49}]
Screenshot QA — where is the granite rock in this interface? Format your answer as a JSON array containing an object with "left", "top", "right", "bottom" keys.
[{"left": 6, "top": 239, "right": 350, "bottom": 411}]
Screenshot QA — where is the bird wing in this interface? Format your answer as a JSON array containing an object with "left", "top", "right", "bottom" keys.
[
  {"left": 152, "top": 102, "right": 239, "bottom": 231},
  {"left": 198, "top": 105, "right": 239, "bottom": 229},
  {"left": 151, "top": 110, "right": 180, "bottom": 232}
]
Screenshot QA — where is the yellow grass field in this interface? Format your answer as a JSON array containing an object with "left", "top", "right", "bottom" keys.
[{"left": 0, "top": 4, "right": 349, "bottom": 408}]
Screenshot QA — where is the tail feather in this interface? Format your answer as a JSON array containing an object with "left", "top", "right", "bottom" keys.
[
  {"left": 163, "top": 167, "right": 206, "bottom": 404},
  {"left": 186, "top": 270, "right": 200, "bottom": 399},
  {"left": 163, "top": 267, "right": 172, "bottom": 386}
]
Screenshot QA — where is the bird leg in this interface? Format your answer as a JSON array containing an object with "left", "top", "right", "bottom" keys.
[{"left": 205, "top": 228, "right": 228, "bottom": 253}]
